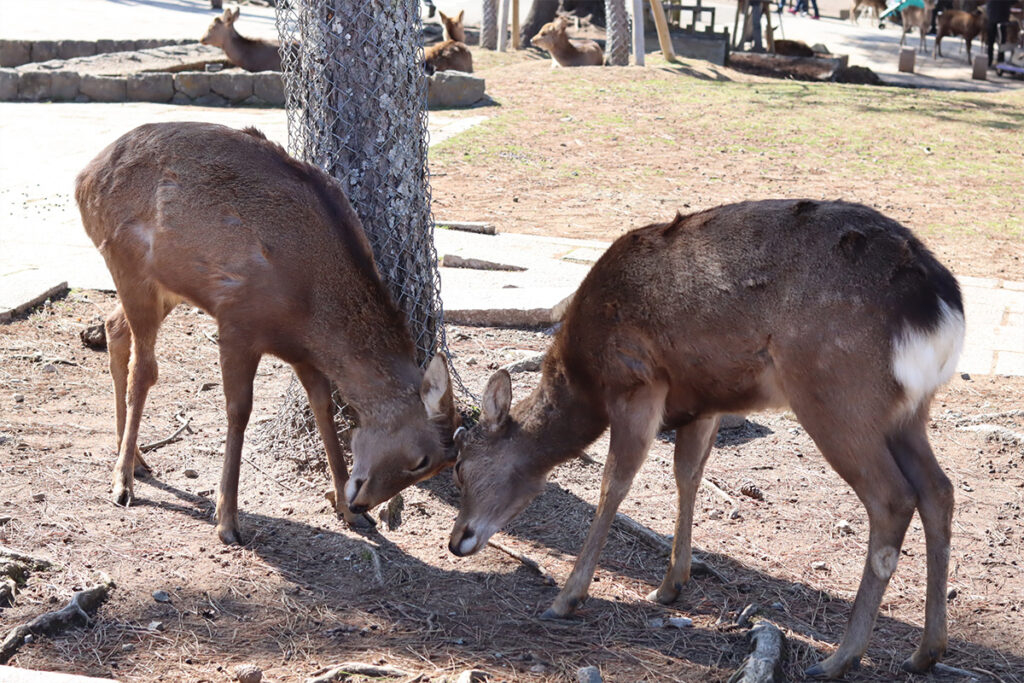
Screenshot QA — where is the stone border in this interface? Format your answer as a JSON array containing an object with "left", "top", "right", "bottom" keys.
[
  {"left": 0, "top": 38, "right": 194, "bottom": 68},
  {"left": 0, "top": 68, "right": 285, "bottom": 106}
]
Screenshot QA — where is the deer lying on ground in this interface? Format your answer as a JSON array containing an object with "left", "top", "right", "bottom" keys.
[
  {"left": 531, "top": 15, "right": 604, "bottom": 67},
  {"left": 425, "top": 9, "right": 473, "bottom": 74},
  {"left": 201, "top": 7, "right": 281, "bottom": 72},
  {"left": 76, "top": 122, "right": 458, "bottom": 545},
  {"left": 850, "top": 0, "right": 888, "bottom": 25},
  {"left": 934, "top": 9, "right": 986, "bottom": 61},
  {"left": 449, "top": 199, "right": 963, "bottom": 679},
  {"left": 900, "top": 0, "right": 937, "bottom": 53}
]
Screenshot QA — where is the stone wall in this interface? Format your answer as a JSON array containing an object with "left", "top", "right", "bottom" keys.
[{"left": 0, "top": 39, "right": 194, "bottom": 68}]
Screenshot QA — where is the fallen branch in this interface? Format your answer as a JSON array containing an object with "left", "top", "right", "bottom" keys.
[
  {"left": 140, "top": 417, "right": 192, "bottom": 453},
  {"left": 0, "top": 546, "right": 52, "bottom": 570},
  {"left": 306, "top": 662, "right": 409, "bottom": 683},
  {"left": 0, "top": 573, "right": 115, "bottom": 664},
  {"left": 488, "top": 538, "right": 556, "bottom": 585},
  {"left": 702, "top": 478, "right": 737, "bottom": 507},
  {"left": 932, "top": 662, "right": 991, "bottom": 681},
  {"left": 727, "top": 620, "right": 787, "bottom": 683},
  {"left": 613, "top": 513, "right": 728, "bottom": 583}
]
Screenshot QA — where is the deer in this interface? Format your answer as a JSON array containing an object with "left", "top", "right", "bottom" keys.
[
  {"left": 448, "top": 199, "right": 964, "bottom": 680},
  {"left": 850, "top": 0, "right": 888, "bottom": 25},
  {"left": 934, "top": 9, "right": 987, "bottom": 62},
  {"left": 425, "top": 9, "right": 473, "bottom": 74},
  {"left": 531, "top": 15, "right": 604, "bottom": 67},
  {"left": 899, "top": 0, "right": 937, "bottom": 53},
  {"left": 200, "top": 7, "right": 281, "bottom": 72},
  {"left": 75, "top": 122, "right": 459, "bottom": 546}
]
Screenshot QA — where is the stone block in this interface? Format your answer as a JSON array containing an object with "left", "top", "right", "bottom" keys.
[
  {"left": 127, "top": 73, "right": 173, "bottom": 102},
  {"left": 241, "top": 95, "right": 268, "bottom": 106},
  {"left": 898, "top": 47, "right": 915, "bottom": 73},
  {"left": 49, "top": 71, "right": 81, "bottom": 100},
  {"left": 173, "top": 71, "right": 210, "bottom": 98},
  {"left": 252, "top": 71, "right": 285, "bottom": 105},
  {"left": 80, "top": 75, "right": 127, "bottom": 102},
  {"left": 18, "top": 71, "right": 51, "bottom": 101},
  {"left": 0, "top": 69, "right": 17, "bottom": 100},
  {"left": 57, "top": 40, "right": 96, "bottom": 60},
  {"left": 209, "top": 71, "right": 253, "bottom": 103},
  {"left": 194, "top": 92, "right": 228, "bottom": 107},
  {"left": 428, "top": 71, "right": 485, "bottom": 108},
  {"left": 113, "top": 40, "right": 136, "bottom": 53},
  {"left": 171, "top": 92, "right": 194, "bottom": 105},
  {"left": 972, "top": 54, "right": 987, "bottom": 80},
  {"left": 95, "top": 39, "right": 117, "bottom": 55},
  {"left": 30, "top": 41, "right": 59, "bottom": 63},
  {"left": 0, "top": 40, "right": 32, "bottom": 67}
]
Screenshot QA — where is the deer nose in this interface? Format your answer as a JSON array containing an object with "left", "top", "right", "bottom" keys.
[
  {"left": 448, "top": 526, "right": 475, "bottom": 556},
  {"left": 347, "top": 478, "right": 366, "bottom": 512}
]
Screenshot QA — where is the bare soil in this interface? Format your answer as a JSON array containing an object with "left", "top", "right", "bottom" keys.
[{"left": 2, "top": 49, "right": 1023, "bottom": 683}]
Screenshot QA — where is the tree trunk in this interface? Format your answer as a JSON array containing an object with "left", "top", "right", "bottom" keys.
[
  {"left": 520, "top": 0, "right": 560, "bottom": 46},
  {"left": 482, "top": 0, "right": 499, "bottom": 49}
]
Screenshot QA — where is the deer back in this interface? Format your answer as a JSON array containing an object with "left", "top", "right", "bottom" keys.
[{"left": 201, "top": 9, "right": 281, "bottom": 71}]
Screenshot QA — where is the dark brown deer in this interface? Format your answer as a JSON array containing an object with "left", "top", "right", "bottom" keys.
[
  {"left": 200, "top": 7, "right": 281, "bottom": 72},
  {"left": 76, "top": 122, "right": 458, "bottom": 545},
  {"left": 531, "top": 15, "right": 604, "bottom": 67},
  {"left": 449, "top": 200, "right": 963, "bottom": 679},
  {"left": 425, "top": 9, "right": 473, "bottom": 74},
  {"left": 934, "top": 9, "right": 986, "bottom": 61}
]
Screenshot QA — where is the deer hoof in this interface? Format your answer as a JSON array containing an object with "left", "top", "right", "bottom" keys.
[
  {"left": 901, "top": 648, "right": 942, "bottom": 674},
  {"left": 539, "top": 608, "right": 579, "bottom": 622},
  {"left": 112, "top": 483, "right": 133, "bottom": 507},
  {"left": 217, "top": 525, "right": 244, "bottom": 546},
  {"left": 133, "top": 448, "right": 152, "bottom": 474},
  {"left": 805, "top": 654, "right": 860, "bottom": 679},
  {"left": 647, "top": 586, "right": 680, "bottom": 605}
]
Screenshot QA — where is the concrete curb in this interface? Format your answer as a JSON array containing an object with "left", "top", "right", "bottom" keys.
[
  {"left": 0, "top": 277, "right": 68, "bottom": 323},
  {"left": 0, "top": 38, "right": 193, "bottom": 67}
]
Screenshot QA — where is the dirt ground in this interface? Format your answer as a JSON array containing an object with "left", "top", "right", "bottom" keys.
[{"left": 2, "top": 49, "right": 1024, "bottom": 683}]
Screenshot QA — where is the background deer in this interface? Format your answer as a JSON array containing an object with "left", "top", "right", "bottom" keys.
[
  {"left": 899, "top": 0, "right": 937, "bottom": 53},
  {"left": 425, "top": 9, "right": 473, "bottom": 74},
  {"left": 531, "top": 15, "right": 604, "bottom": 67},
  {"left": 934, "top": 8, "right": 986, "bottom": 61},
  {"left": 449, "top": 200, "right": 964, "bottom": 679},
  {"left": 76, "top": 122, "right": 458, "bottom": 545},
  {"left": 850, "top": 0, "right": 888, "bottom": 25},
  {"left": 200, "top": 7, "right": 281, "bottom": 72}
]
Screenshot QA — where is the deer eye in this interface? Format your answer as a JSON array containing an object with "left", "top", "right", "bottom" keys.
[
  {"left": 412, "top": 454, "right": 430, "bottom": 472},
  {"left": 453, "top": 460, "right": 463, "bottom": 487}
]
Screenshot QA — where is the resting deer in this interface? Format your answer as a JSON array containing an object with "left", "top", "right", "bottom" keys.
[
  {"left": 531, "top": 15, "right": 604, "bottom": 67},
  {"left": 934, "top": 9, "right": 986, "bottom": 62},
  {"left": 425, "top": 9, "right": 473, "bottom": 74},
  {"left": 200, "top": 7, "right": 281, "bottom": 72},
  {"left": 900, "top": 0, "right": 937, "bottom": 53},
  {"left": 449, "top": 200, "right": 963, "bottom": 679},
  {"left": 850, "top": 0, "right": 888, "bottom": 25},
  {"left": 76, "top": 122, "right": 458, "bottom": 545}
]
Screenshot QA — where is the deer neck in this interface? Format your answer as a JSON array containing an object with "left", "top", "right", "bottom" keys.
[
  {"left": 549, "top": 33, "right": 583, "bottom": 62},
  {"left": 511, "top": 359, "right": 609, "bottom": 474}
]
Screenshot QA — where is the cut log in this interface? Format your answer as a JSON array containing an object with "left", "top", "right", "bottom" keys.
[{"left": 727, "top": 621, "right": 787, "bottom": 683}]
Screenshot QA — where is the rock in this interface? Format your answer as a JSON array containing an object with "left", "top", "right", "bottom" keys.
[
  {"left": 728, "top": 507, "right": 741, "bottom": 520},
  {"left": 252, "top": 71, "right": 285, "bottom": 106},
  {"left": 456, "top": 670, "right": 490, "bottom": 683},
  {"left": 835, "top": 519, "right": 854, "bottom": 536},
  {"left": 0, "top": 40, "right": 32, "bottom": 67},
  {"left": 577, "top": 665, "right": 602, "bottom": 683},
  {"left": 502, "top": 352, "right": 545, "bottom": 374},
  {"left": 0, "top": 516, "right": 12, "bottom": 526},
  {"left": 194, "top": 92, "right": 228, "bottom": 107},
  {"left": 148, "top": 620, "right": 165, "bottom": 631},
  {"left": 152, "top": 590, "right": 171, "bottom": 603},
  {"left": 811, "top": 43, "right": 830, "bottom": 54},
  {"left": 127, "top": 73, "right": 173, "bottom": 102},
  {"left": 173, "top": 71, "right": 211, "bottom": 99},
  {"left": 42, "top": 363, "right": 57, "bottom": 374},
  {"left": 234, "top": 663, "right": 263, "bottom": 683},
  {"left": 0, "top": 68, "right": 17, "bottom": 100},
  {"left": 13, "top": 394, "right": 24, "bottom": 403},
  {"left": 719, "top": 413, "right": 746, "bottom": 430},
  {"left": 427, "top": 70, "right": 485, "bottom": 108},
  {"left": 811, "top": 561, "right": 828, "bottom": 571},
  {"left": 31, "top": 492, "right": 46, "bottom": 502},
  {"left": 832, "top": 65, "right": 881, "bottom": 85},
  {"left": 667, "top": 616, "right": 693, "bottom": 628},
  {"left": 18, "top": 71, "right": 51, "bottom": 101},
  {"left": 57, "top": 40, "right": 97, "bottom": 60},
  {"left": 184, "top": 469, "right": 200, "bottom": 479},
  {"left": 708, "top": 509, "right": 723, "bottom": 520},
  {"left": 960, "top": 372, "right": 971, "bottom": 381},
  {"left": 209, "top": 71, "right": 254, "bottom": 103},
  {"left": 80, "top": 75, "right": 127, "bottom": 102},
  {"left": 30, "top": 41, "right": 59, "bottom": 63},
  {"left": 80, "top": 323, "right": 107, "bottom": 349}
]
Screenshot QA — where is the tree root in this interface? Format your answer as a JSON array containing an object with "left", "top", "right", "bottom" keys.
[
  {"left": 727, "top": 620, "right": 787, "bottom": 683},
  {"left": 0, "top": 573, "right": 115, "bottom": 664},
  {"left": 306, "top": 662, "right": 409, "bottom": 682},
  {"left": 0, "top": 547, "right": 53, "bottom": 609}
]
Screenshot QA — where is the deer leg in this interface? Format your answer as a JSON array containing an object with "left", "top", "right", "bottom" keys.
[
  {"left": 649, "top": 415, "right": 720, "bottom": 605},
  {"left": 292, "top": 362, "right": 374, "bottom": 529},
  {"left": 214, "top": 338, "right": 260, "bottom": 545},
  {"left": 542, "top": 382, "right": 667, "bottom": 620},
  {"left": 888, "top": 414, "right": 953, "bottom": 673},
  {"left": 104, "top": 304, "right": 142, "bottom": 473}
]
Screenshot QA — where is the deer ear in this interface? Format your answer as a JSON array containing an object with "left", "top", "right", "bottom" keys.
[
  {"left": 228, "top": 7, "right": 240, "bottom": 22},
  {"left": 439, "top": 10, "right": 449, "bottom": 22},
  {"left": 480, "top": 370, "right": 512, "bottom": 431},
  {"left": 456, "top": 10, "right": 464, "bottom": 23},
  {"left": 421, "top": 353, "right": 453, "bottom": 422}
]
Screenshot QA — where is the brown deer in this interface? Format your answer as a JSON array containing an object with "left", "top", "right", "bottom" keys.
[
  {"left": 76, "top": 122, "right": 458, "bottom": 545},
  {"left": 449, "top": 200, "right": 964, "bottom": 679},
  {"left": 531, "top": 15, "right": 604, "bottom": 67},
  {"left": 425, "top": 9, "right": 473, "bottom": 74},
  {"left": 200, "top": 7, "right": 281, "bottom": 72},
  {"left": 899, "top": 0, "right": 937, "bottom": 52},
  {"left": 850, "top": 0, "right": 888, "bottom": 25},
  {"left": 934, "top": 9, "right": 986, "bottom": 62}
]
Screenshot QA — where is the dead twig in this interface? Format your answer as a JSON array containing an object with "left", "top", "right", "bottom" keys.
[
  {"left": 140, "top": 416, "right": 192, "bottom": 453},
  {"left": 727, "top": 620, "right": 787, "bottom": 683},
  {"left": 0, "top": 573, "right": 115, "bottom": 664},
  {"left": 487, "top": 538, "right": 557, "bottom": 585},
  {"left": 932, "top": 662, "right": 992, "bottom": 681},
  {"left": 306, "top": 662, "right": 409, "bottom": 682},
  {"left": 613, "top": 512, "right": 728, "bottom": 582},
  {"left": 702, "top": 477, "right": 737, "bottom": 507}
]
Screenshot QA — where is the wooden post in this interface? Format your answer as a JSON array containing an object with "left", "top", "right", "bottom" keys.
[
  {"left": 648, "top": 0, "right": 677, "bottom": 61},
  {"left": 632, "top": 0, "right": 646, "bottom": 65},
  {"left": 511, "top": 0, "right": 521, "bottom": 48},
  {"left": 972, "top": 54, "right": 987, "bottom": 80},
  {"left": 498, "top": 0, "right": 511, "bottom": 52},
  {"left": 898, "top": 47, "right": 915, "bottom": 73}
]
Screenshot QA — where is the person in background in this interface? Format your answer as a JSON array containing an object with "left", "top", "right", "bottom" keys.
[
  {"left": 986, "top": 0, "right": 1015, "bottom": 66},
  {"left": 789, "top": 0, "right": 820, "bottom": 19}
]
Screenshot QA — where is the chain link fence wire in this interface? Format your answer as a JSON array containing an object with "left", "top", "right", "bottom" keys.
[
  {"left": 481, "top": 0, "right": 499, "bottom": 49},
  {"left": 254, "top": 0, "right": 466, "bottom": 466},
  {"left": 605, "top": 0, "right": 630, "bottom": 65}
]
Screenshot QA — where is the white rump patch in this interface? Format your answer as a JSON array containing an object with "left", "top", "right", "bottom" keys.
[{"left": 892, "top": 299, "right": 965, "bottom": 417}]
